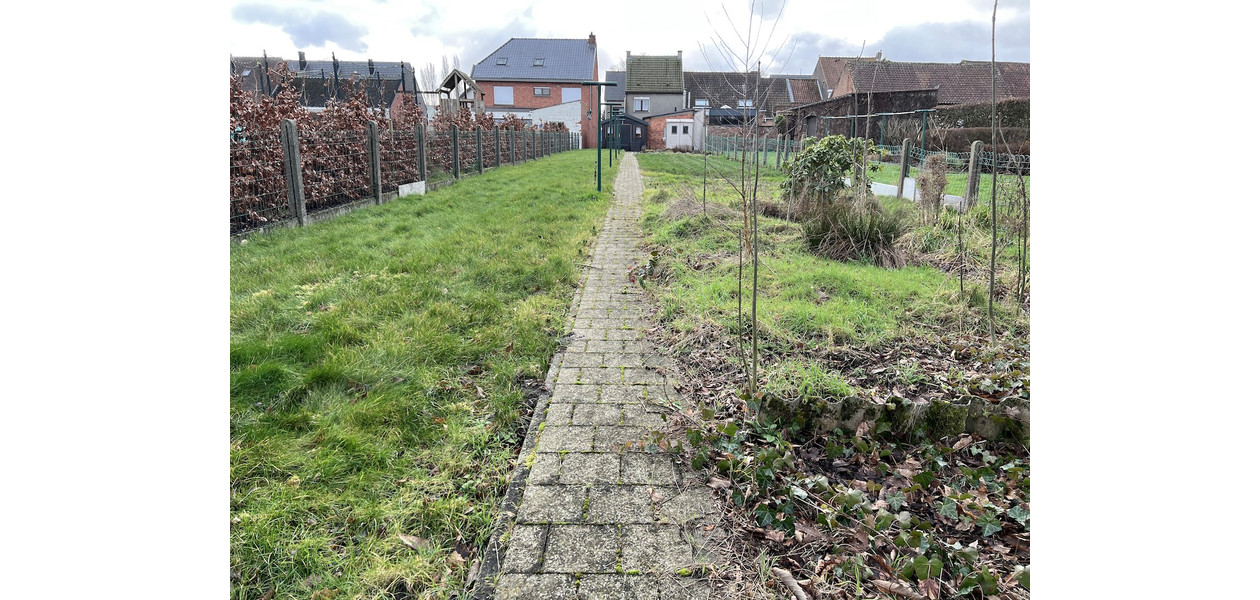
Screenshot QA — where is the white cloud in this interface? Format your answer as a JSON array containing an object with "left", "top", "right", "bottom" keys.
[{"left": 228, "top": 0, "right": 1032, "bottom": 74}]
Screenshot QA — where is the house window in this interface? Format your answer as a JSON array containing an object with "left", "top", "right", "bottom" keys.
[
  {"left": 534, "top": 87, "right": 551, "bottom": 97},
  {"left": 561, "top": 87, "right": 581, "bottom": 103},
  {"left": 494, "top": 86, "right": 514, "bottom": 105},
  {"left": 533, "top": 57, "right": 545, "bottom": 66},
  {"left": 635, "top": 126, "right": 642, "bottom": 136},
  {"left": 682, "top": 126, "right": 689, "bottom": 134},
  {"left": 671, "top": 125, "right": 678, "bottom": 134},
  {"left": 496, "top": 57, "right": 508, "bottom": 66},
  {"left": 737, "top": 99, "right": 753, "bottom": 108},
  {"left": 634, "top": 97, "right": 649, "bottom": 112},
  {"left": 694, "top": 98, "right": 709, "bottom": 107}
]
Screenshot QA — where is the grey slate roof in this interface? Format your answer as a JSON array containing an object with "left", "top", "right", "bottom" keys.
[
  {"left": 605, "top": 71, "right": 626, "bottom": 102},
  {"left": 471, "top": 38, "right": 597, "bottom": 82},
  {"left": 626, "top": 55, "right": 683, "bottom": 93},
  {"left": 683, "top": 71, "right": 789, "bottom": 111}
]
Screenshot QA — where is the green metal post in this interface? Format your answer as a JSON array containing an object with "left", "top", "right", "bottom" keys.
[{"left": 451, "top": 124, "right": 460, "bottom": 179}]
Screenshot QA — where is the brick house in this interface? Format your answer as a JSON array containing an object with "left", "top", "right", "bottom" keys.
[
  {"left": 782, "top": 56, "right": 1031, "bottom": 143},
  {"left": 471, "top": 35, "right": 600, "bottom": 148},
  {"left": 624, "top": 52, "right": 686, "bottom": 120}
]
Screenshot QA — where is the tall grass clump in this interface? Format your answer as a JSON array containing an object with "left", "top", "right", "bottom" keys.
[{"left": 783, "top": 135, "right": 908, "bottom": 266}]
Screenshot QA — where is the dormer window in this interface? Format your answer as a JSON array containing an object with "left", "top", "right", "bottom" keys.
[
  {"left": 533, "top": 58, "right": 545, "bottom": 67},
  {"left": 694, "top": 98, "right": 710, "bottom": 107},
  {"left": 496, "top": 57, "right": 508, "bottom": 66},
  {"left": 737, "top": 99, "right": 753, "bottom": 108}
]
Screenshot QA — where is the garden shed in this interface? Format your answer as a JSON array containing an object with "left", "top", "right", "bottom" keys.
[{"left": 601, "top": 114, "right": 647, "bottom": 152}]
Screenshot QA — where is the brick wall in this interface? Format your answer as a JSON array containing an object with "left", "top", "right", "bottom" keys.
[
  {"left": 783, "top": 89, "right": 938, "bottom": 142},
  {"left": 483, "top": 81, "right": 598, "bottom": 148}
]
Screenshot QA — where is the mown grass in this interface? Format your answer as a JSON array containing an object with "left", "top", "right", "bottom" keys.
[
  {"left": 869, "top": 161, "right": 1032, "bottom": 199},
  {"left": 230, "top": 150, "right": 615, "bottom": 599},
  {"left": 636, "top": 152, "right": 1024, "bottom": 352}
]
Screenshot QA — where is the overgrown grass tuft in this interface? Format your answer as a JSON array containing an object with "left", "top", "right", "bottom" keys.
[{"left": 230, "top": 150, "right": 614, "bottom": 599}]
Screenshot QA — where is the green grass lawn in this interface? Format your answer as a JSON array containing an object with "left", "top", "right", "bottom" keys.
[
  {"left": 230, "top": 150, "right": 615, "bottom": 599},
  {"left": 635, "top": 152, "right": 1024, "bottom": 351},
  {"left": 869, "top": 161, "right": 1032, "bottom": 200}
]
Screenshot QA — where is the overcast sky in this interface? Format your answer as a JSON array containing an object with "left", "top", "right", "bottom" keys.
[{"left": 228, "top": 0, "right": 1030, "bottom": 77}]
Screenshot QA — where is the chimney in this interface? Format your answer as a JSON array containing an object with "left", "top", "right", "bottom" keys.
[
  {"left": 589, "top": 32, "right": 596, "bottom": 47},
  {"left": 298, "top": 51, "right": 306, "bottom": 71},
  {"left": 875, "top": 51, "right": 882, "bottom": 60},
  {"left": 368, "top": 59, "right": 375, "bottom": 74},
  {"left": 677, "top": 50, "right": 682, "bottom": 59}
]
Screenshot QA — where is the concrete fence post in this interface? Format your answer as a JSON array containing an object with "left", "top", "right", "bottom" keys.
[
  {"left": 451, "top": 125, "right": 460, "bottom": 179},
  {"left": 415, "top": 124, "right": 427, "bottom": 183},
  {"left": 280, "top": 119, "right": 307, "bottom": 226},
  {"left": 762, "top": 135, "right": 768, "bottom": 166},
  {"left": 476, "top": 126, "right": 485, "bottom": 175},
  {"left": 494, "top": 126, "right": 501, "bottom": 168},
  {"left": 897, "top": 137, "right": 911, "bottom": 200},
  {"left": 775, "top": 135, "right": 783, "bottom": 169},
  {"left": 367, "top": 121, "right": 382, "bottom": 205},
  {"left": 965, "top": 140, "right": 984, "bottom": 211}
]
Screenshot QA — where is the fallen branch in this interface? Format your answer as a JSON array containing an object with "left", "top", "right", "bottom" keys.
[
  {"left": 771, "top": 567, "right": 811, "bottom": 600},
  {"left": 872, "top": 579, "right": 926, "bottom": 600}
]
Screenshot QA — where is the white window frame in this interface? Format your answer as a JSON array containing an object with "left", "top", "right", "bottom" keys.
[
  {"left": 561, "top": 87, "right": 581, "bottom": 103},
  {"left": 534, "top": 86, "right": 551, "bottom": 97},
  {"left": 496, "top": 57, "right": 508, "bottom": 66},
  {"left": 634, "top": 97, "right": 649, "bottom": 112},
  {"left": 694, "top": 98, "right": 709, "bottom": 107},
  {"left": 533, "top": 57, "right": 545, "bottom": 67},
  {"left": 493, "top": 86, "right": 514, "bottom": 106},
  {"left": 737, "top": 99, "right": 753, "bottom": 108}
]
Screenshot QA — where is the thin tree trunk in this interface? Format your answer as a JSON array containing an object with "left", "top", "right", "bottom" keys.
[{"left": 987, "top": 0, "right": 999, "bottom": 342}]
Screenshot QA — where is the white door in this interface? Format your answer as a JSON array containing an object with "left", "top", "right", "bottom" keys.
[{"left": 665, "top": 120, "right": 693, "bottom": 151}]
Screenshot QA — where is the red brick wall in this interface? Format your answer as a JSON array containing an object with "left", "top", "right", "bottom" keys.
[
  {"left": 483, "top": 80, "right": 598, "bottom": 148},
  {"left": 644, "top": 115, "right": 694, "bottom": 151}
]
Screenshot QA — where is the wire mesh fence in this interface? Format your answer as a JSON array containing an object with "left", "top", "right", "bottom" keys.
[
  {"left": 229, "top": 121, "right": 578, "bottom": 234},
  {"left": 379, "top": 126, "right": 419, "bottom": 192},
  {"left": 230, "top": 132, "right": 289, "bottom": 234},
  {"left": 299, "top": 129, "right": 370, "bottom": 212}
]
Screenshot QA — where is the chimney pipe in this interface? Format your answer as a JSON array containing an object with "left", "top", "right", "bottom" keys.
[
  {"left": 589, "top": 32, "right": 596, "bottom": 47},
  {"left": 299, "top": 51, "right": 306, "bottom": 71},
  {"left": 677, "top": 50, "right": 682, "bottom": 59},
  {"left": 368, "top": 59, "right": 375, "bottom": 74}
]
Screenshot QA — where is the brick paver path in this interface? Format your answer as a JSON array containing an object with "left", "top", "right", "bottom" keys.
[{"left": 484, "top": 154, "right": 728, "bottom": 599}]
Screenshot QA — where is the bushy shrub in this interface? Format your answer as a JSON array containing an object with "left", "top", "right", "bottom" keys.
[{"left": 802, "top": 191, "right": 910, "bottom": 267}]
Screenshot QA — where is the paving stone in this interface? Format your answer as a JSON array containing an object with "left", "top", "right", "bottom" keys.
[
  {"left": 593, "top": 426, "right": 652, "bottom": 453},
  {"left": 657, "top": 488, "right": 718, "bottom": 525},
  {"left": 599, "top": 385, "right": 646, "bottom": 404},
  {"left": 571, "top": 403, "right": 623, "bottom": 426},
  {"left": 601, "top": 352, "right": 647, "bottom": 368},
  {"left": 604, "top": 328, "right": 642, "bottom": 341},
  {"left": 545, "top": 402, "right": 574, "bottom": 425},
  {"left": 577, "top": 574, "right": 661, "bottom": 599},
  {"left": 584, "top": 340, "right": 625, "bottom": 353},
  {"left": 619, "top": 525, "right": 696, "bottom": 573},
  {"left": 518, "top": 485, "right": 586, "bottom": 523},
  {"left": 621, "top": 454, "right": 680, "bottom": 485},
  {"left": 622, "top": 340, "right": 656, "bottom": 353},
  {"left": 586, "top": 484, "right": 657, "bottom": 523},
  {"left": 561, "top": 353, "right": 604, "bottom": 368},
  {"left": 622, "top": 406, "right": 669, "bottom": 427},
  {"left": 536, "top": 425, "right": 595, "bottom": 452},
  {"left": 551, "top": 384, "right": 594, "bottom": 403},
  {"left": 622, "top": 367, "right": 661, "bottom": 385},
  {"left": 560, "top": 453, "right": 620, "bottom": 485},
  {"left": 581, "top": 367, "right": 621, "bottom": 385},
  {"left": 556, "top": 368, "right": 583, "bottom": 385},
  {"left": 540, "top": 525, "right": 620, "bottom": 573},
  {"left": 501, "top": 524, "right": 548, "bottom": 573},
  {"left": 493, "top": 573, "right": 578, "bottom": 599},
  {"left": 527, "top": 453, "right": 563, "bottom": 486},
  {"left": 570, "top": 328, "right": 604, "bottom": 341}
]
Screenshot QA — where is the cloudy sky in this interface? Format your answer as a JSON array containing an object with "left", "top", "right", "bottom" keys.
[{"left": 228, "top": 0, "right": 1030, "bottom": 77}]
